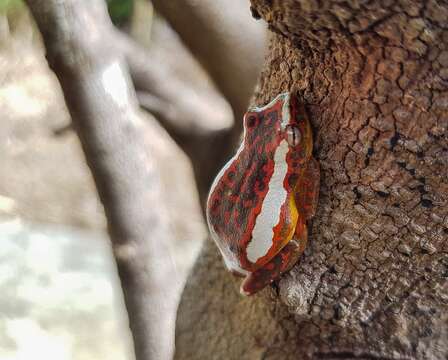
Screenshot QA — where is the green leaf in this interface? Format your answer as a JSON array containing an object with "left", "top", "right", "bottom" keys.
[
  {"left": 0, "top": 0, "right": 23, "bottom": 13},
  {"left": 106, "top": 0, "right": 133, "bottom": 26}
]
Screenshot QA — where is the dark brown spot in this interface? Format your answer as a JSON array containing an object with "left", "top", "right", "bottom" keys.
[
  {"left": 333, "top": 304, "right": 343, "bottom": 320},
  {"left": 376, "top": 191, "right": 390, "bottom": 198},
  {"left": 390, "top": 132, "right": 400, "bottom": 150},
  {"left": 249, "top": 6, "right": 261, "bottom": 20},
  {"left": 288, "top": 173, "right": 299, "bottom": 187},
  {"left": 227, "top": 171, "right": 235, "bottom": 181},
  {"left": 247, "top": 116, "right": 257, "bottom": 128},
  {"left": 353, "top": 187, "right": 362, "bottom": 200},
  {"left": 416, "top": 185, "right": 427, "bottom": 194}
]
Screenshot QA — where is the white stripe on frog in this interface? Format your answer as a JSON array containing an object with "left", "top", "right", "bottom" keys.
[{"left": 246, "top": 139, "right": 289, "bottom": 263}]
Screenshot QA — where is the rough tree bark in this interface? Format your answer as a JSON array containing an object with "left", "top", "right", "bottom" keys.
[
  {"left": 25, "top": 1, "right": 182, "bottom": 359},
  {"left": 175, "top": 1, "right": 448, "bottom": 359}
]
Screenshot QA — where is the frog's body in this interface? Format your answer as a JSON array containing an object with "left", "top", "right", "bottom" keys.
[{"left": 206, "top": 93, "right": 320, "bottom": 295}]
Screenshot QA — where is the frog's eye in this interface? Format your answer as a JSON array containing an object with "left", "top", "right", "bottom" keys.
[{"left": 286, "top": 125, "right": 301, "bottom": 146}]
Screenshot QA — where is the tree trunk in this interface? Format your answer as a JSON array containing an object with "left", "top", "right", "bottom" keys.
[
  {"left": 175, "top": 1, "right": 448, "bottom": 359},
  {"left": 25, "top": 1, "right": 182, "bottom": 359}
]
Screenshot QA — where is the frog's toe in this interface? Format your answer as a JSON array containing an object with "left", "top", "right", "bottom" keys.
[
  {"left": 240, "top": 260, "right": 280, "bottom": 296},
  {"left": 240, "top": 283, "right": 254, "bottom": 296},
  {"left": 240, "top": 272, "right": 274, "bottom": 296},
  {"left": 240, "top": 238, "right": 306, "bottom": 296}
]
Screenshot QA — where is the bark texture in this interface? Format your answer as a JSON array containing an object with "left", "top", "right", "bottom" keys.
[{"left": 176, "top": 1, "right": 448, "bottom": 359}]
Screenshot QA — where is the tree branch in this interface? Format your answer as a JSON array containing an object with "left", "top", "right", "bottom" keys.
[
  {"left": 150, "top": 0, "right": 266, "bottom": 133},
  {"left": 146, "top": 0, "right": 267, "bottom": 202},
  {"left": 25, "top": 1, "right": 181, "bottom": 359},
  {"left": 111, "top": 28, "right": 233, "bottom": 137}
]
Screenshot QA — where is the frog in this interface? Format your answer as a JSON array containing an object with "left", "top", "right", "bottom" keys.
[{"left": 206, "top": 92, "right": 320, "bottom": 296}]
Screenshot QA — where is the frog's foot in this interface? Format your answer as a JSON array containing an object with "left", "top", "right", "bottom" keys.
[{"left": 240, "top": 226, "right": 308, "bottom": 296}]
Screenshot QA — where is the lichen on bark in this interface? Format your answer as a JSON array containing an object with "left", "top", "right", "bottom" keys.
[{"left": 175, "top": 1, "right": 448, "bottom": 359}]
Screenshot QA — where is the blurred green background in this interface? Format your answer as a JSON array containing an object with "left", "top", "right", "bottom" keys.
[
  {"left": 0, "top": 0, "right": 23, "bottom": 12},
  {"left": 0, "top": 0, "right": 133, "bottom": 26}
]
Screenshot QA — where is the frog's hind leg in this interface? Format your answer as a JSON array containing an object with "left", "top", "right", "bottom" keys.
[
  {"left": 296, "top": 157, "right": 320, "bottom": 220},
  {"left": 240, "top": 157, "right": 319, "bottom": 296},
  {"left": 240, "top": 219, "right": 308, "bottom": 296}
]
